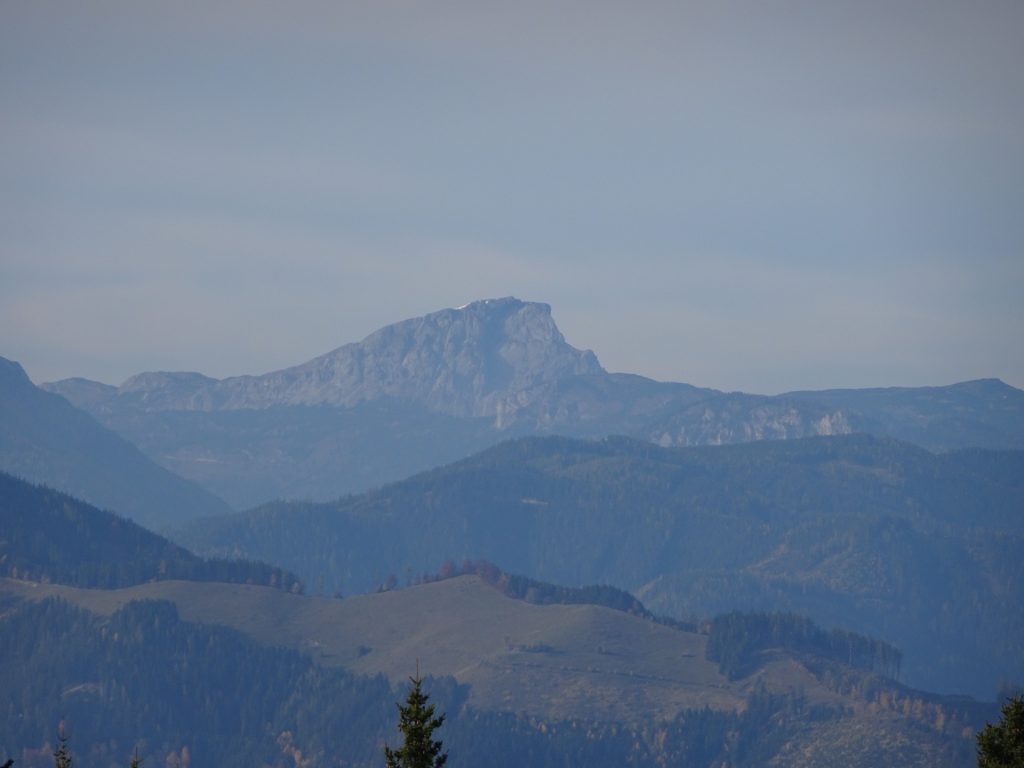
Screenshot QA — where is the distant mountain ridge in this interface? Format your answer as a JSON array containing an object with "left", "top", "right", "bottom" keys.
[
  {"left": 52, "top": 298, "right": 604, "bottom": 418},
  {"left": 0, "top": 356, "right": 232, "bottom": 527},
  {"left": 37, "top": 297, "right": 1024, "bottom": 507}
]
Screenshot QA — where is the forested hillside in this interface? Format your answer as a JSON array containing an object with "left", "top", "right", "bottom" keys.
[
  {"left": 176, "top": 433, "right": 1024, "bottom": 698},
  {"left": 0, "top": 583, "right": 986, "bottom": 768},
  {"left": 0, "top": 472, "right": 300, "bottom": 591}
]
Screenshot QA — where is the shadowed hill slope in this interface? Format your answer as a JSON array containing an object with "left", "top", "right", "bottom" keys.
[
  {"left": 0, "top": 356, "right": 232, "bottom": 528},
  {"left": 0, "top": 471, "right": 299, "bottom": 591}
]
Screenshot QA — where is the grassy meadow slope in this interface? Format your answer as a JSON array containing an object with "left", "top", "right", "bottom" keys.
[
  {"left": 1, "top": 574, "right": 730, "bottom": 723},
  {"left": 0, "top": 574, "right": 987, "bottom": 768}
]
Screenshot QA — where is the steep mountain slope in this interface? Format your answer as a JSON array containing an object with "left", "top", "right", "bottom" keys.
[
  {"left": 42, "top": 298, "right": 1024, "bottom": 507},
  {"left": 0, "top": 471, "right": 299, "bottom": 590},
  {"left": 0, "top": 575, "right": 986, "bottom": 767},
  {"left": 0, "top": 357, "right": 232, "bottom": 527},
  {"left": 175, "top": 434, "right": 1024, "bottom": 699}
]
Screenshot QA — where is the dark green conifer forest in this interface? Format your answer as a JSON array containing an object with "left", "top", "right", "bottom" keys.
[{"left": 0, "top": 472, "right": 300, "bottom": 591}]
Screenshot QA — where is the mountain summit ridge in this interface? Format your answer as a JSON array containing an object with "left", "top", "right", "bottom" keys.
[
  {"left": 56, "top": 297, "right": 604, "bottom": 418},
  {"left": 35, "top": 297, "right": 1024, "bottom": 507}
]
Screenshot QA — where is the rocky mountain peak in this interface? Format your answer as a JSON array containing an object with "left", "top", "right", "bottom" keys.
[
  {"left": 44, "top": 298, "right": 604, "bottom": 419},
  {"left": 253, "top": 296, "right": 605, "bottom": 417}
]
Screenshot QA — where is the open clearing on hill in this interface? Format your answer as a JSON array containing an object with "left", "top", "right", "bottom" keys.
[{"left": 1, "top": 574, "right": 853, "bottom": 721}]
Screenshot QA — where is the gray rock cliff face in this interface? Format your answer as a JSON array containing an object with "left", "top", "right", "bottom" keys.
[
  {"left": 56, "top": 298, "right": 604, "bottom": 419},
  {"left": 645, "top": 396, "right": 856, "bottom": 447}
]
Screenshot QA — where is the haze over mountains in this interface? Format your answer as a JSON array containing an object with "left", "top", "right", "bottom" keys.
[
  {"left": 5, "top": 0, "right": 1023, "bottom": 760},
  {"left": 3, "top": 297, "right": 1023, "bottom": 767},
  {"left": 38, "top": 297, "right": 1024, "bottom": 509}
]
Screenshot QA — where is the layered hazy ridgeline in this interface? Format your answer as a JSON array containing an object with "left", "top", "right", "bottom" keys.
[
  {"left": 3, "top": 299, "right": 1022, "bottom": 767},
  {"left": 4, "top": 0, "right": 1023, "bottom": 762}
]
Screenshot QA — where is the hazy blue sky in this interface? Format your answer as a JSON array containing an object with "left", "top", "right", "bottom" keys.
[{"left": 2, "top": 1, "right": 1022, "bottom": 394}]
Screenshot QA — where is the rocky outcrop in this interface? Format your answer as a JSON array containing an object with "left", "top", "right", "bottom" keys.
[{"left": 644, "top": 395, "right": 857, "bottom": 447}]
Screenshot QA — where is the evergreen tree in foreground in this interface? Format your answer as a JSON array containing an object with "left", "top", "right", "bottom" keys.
[
  {"left": 44, "top": 724, "right": 144, "bottom": 768},
  {"left": 384, "top": 675, "right": 447, "bottom": 768},
  {"left": 53, "top": 725, "right": 71, "bottom": 768},
  {"left": 978, "top": 695, "right": 1024, "bottom": 767}
]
